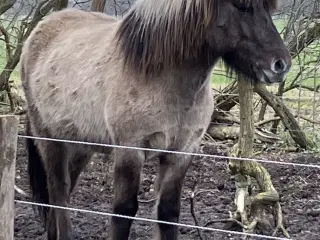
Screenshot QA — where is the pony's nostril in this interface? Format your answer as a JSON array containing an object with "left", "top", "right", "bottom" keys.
[{"left": 271, "top": 59, "right": 287, "bottom": 74}]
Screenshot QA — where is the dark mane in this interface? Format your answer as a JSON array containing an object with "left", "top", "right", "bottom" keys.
[{"left": 115, "top": 0, "right": 217, "bottom": 77}]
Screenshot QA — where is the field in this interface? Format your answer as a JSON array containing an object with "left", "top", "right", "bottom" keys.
[{"left": 14, "top": 117, "right": 320, "bottom": 239}]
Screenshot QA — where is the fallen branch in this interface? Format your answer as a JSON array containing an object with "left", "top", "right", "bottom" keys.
[
  {"left": 255, "top": 117, "right": 281, "bottom": 127},
  {"left": 207, "top": 124, "right": 281, "bottom": 144},
  {"left": 14, "top": 185, "right": 28, "bottom": 197}
]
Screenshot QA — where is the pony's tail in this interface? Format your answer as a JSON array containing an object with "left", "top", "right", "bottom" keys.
[{"left": 26, "top": 115, "right": 49, "bottom": 224}]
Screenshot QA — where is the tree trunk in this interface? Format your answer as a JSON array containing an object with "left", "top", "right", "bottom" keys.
[
  {"left": 91, "top": 0, "right": 106, "bottom": 12},
  {"left": 0, "top": 115, "right": 19, "bottom": 240},
  {"left": 228, "top": 77, "right": 254, "bottom": 229},
  {"left": 228, "top": 79, "right": 289, "bottom": 238},
  {"left": 237, "top": 78, "right": 254, "bottom": 157},
  {"left": 0, "top": 0, "right": 17, "bottom": 16},
  {"left": 54, "top": 0, "right": 68, "bottom": 10}
]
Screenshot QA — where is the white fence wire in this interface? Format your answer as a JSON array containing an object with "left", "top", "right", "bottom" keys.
[
  {"left": 14, "top": 200, "right": 291, "bottom": 240},
  {"left": 12, "top": 133, "right": 320, "bottom": 239},
  {"left": 17, "top": 135, "right": 320, "bottom": 169}
]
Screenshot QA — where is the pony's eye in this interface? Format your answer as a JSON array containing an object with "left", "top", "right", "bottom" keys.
[
  {"left": 238, "top": 4, "right": 248, "bottom": 12},
  {"left": 233, "top": 3, "right": 251, "bottom": 13}
]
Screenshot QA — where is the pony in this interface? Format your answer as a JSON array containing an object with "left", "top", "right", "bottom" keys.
[{"left": 20, "top": 0, "right": 291, "bottom": 239}]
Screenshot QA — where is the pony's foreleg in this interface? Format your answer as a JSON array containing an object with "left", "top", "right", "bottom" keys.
[
  {"left": 109, "top": 148, "right": 145, "bottom": 240},
  {"left": 154, "top": 153, "right": 193, "bottom": 240},
  {"left": 40, "top": 141, "right": 73, "bottom": 240}
]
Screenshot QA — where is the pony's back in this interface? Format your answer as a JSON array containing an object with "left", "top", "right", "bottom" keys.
[
  {"left": 21, "top": 9, "right": 117, "bottom": 80},
  {"left": 20, "top": 9, "right": 121, "bottom": 142}
]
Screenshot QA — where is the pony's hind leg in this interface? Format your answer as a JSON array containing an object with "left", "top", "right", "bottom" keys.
[
  {"left": 109, "top": 148, "right": 145, "bottom": 240},
  {"left": 38, "top": 141, "right": 73, "bottom": 240},
  {"left": 69, "top": 151, "right": 93, "bottom": 195},
  {"left": 154, "top": 153, "right": 193, "bottom": 240}
]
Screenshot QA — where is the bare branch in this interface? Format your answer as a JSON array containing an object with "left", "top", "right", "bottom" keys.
[{"left": 0, "top": 23, "right": 12, "bottom": 59}]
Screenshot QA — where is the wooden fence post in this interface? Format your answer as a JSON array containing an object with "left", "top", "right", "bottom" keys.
[{"left": 0, "top": 115, "right": 19, "bottom": 240}]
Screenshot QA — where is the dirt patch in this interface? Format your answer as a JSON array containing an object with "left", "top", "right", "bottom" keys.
[{"left": 13, "top": 119, "right": 320, "bottom": 240}]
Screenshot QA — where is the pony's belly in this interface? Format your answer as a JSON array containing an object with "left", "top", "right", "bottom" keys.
[
  {"left": 34, "top": 99, "right": 108, "bottom": 143},
  {"left": 108, "top": 104, "right": 213, "bottom": 152}
]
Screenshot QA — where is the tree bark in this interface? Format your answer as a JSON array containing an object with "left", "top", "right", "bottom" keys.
[
  {"left": 0, "top": 115, "right": 19, "bottom": 240},
  {"left": 228, "top": 77, "right": 254, "bottom": 230},
  {"left": 228, "top": 79, "right": 289, "bottom": 238},
  {"left": 91, "top": 0, "right": 106, "bottom": 12}
]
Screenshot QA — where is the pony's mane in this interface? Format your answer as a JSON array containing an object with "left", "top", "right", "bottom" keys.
[
  {"left": 115, "top": 0, "right": 216, "bottom": 77},
  {"left": 115, "top": 0, "right": 279, "bottom": 77},
  {"left": 240, "top": 0, "right": 279, "bottom": 10}
]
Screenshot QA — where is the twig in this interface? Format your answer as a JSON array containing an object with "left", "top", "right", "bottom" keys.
[
  {"left": 138, "top": 197, "right": 157, "bottom": 203},
  {"left": 194, "top": 189, "right": 218, "bottom": 198},
  {"left": 0, "top": 102, "right": 10, "bottom": 106},
  {"left": 204, "top": 218, "right": 247, "bottom": 229},
  {"left": 255, "top": 117, "right": 281, "bottom": 127},
  {"left": 295, "top": 115, "right": 320, "bottom": 125},
  {"left": 14, "top": 185, "right": 28, "bottom": 197},
  {"left": 189, "top": 181, "right": 204, "bottom": 240}
]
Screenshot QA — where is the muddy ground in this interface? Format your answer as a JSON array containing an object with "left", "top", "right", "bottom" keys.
[{"left": 13, "top": 118, "right": 320, "bottom": 240}]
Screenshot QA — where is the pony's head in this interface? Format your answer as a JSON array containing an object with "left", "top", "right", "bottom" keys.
[
  {"left": 116, "top": 0, "right": 291, "bottom": 83},
  {"left": 210, "top": 0, "right": 291, "bottom": 83}
]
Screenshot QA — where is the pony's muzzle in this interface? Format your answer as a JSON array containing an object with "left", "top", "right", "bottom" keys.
[
  {"left": 260, "top": 58, "right": 290, "bottom": 84},
  {"left": 270, "top": 58, "right": 288, "bottom": 75}
]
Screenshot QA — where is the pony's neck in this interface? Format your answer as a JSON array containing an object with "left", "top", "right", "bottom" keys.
[
  {"left": 158, "top": 59, "right": 218, "bottom": 98},
  {"left": 115, "top": 0, "right": 217, "bottom": 77}
]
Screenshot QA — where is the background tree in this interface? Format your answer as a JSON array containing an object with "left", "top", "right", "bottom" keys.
[{"left": 90, "top": 0, "right": 106, "bottom": 12}]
